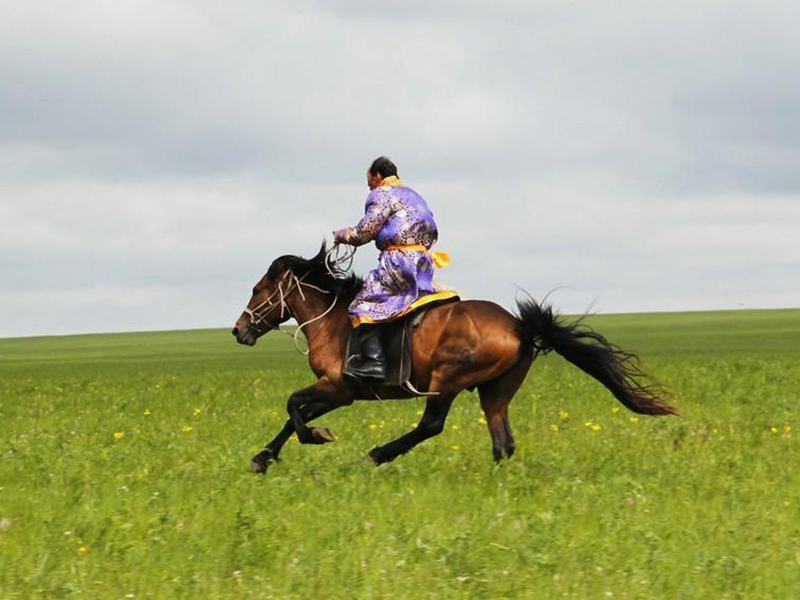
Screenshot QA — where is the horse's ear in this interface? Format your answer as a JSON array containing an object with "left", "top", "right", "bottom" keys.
[{"left": 315, "top": 240, "right": 328, "bottom": 263}]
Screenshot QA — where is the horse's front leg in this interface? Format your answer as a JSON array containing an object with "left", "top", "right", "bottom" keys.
[
  {"left": 251, "top": 419, "right": 293, "bottom": 473},
  {"left": 251, "top": 403, "right": 333, "bottom": 473},
  {"left": 287, "top": 378, "right": 352, "bottom": 442},
  {"left": 251, "top": 379, "right": 352, "bottom": 473}
]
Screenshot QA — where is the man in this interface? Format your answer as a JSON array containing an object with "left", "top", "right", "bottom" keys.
[{"left": 333, "top": 156, "right": 447, "bottom": 381}]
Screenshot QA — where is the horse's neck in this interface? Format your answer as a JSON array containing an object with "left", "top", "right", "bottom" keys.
[{"left": 289, "top": 289, "right": 349, "bottom": 350}]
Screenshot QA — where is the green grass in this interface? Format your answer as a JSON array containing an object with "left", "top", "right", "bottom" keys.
[{"left": 1, "top": 309, "right": 799, "bottom": 599}]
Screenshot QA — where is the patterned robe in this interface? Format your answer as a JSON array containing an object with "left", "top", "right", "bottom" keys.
[{"left": 340, "top": 177, "right": 440, "bottom": 326}]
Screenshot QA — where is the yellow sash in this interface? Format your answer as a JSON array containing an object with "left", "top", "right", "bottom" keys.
[{"left": 385, "top": 244, "right": 450, "bottom": 268}]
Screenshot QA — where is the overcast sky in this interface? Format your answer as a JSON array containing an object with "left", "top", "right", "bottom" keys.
[{"left": 1, "top": 1, "right": 798, "bottom": 338}]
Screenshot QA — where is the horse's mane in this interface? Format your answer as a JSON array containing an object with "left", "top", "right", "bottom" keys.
[{"left": 266, "top": 243, "right": 363, "bottom": 305}]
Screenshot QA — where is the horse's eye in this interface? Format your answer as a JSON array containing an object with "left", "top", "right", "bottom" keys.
[{"left": 252, "top": 288, "right": 260, "bottom": 296}]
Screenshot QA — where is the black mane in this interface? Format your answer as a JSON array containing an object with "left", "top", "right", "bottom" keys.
[{"left": 266, "top": 243, "right": 363, "bottom": 305}]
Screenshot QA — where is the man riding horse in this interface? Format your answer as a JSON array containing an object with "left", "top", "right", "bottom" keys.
[
  {"left": 234, "top": 161, "right": 677, "bottom": 471},
  {"left": 333, "top": 156, "right": 450, "bottom": 381}
]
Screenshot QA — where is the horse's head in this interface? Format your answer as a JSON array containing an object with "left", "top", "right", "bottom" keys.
[{"left": 232, "top": 244, "right": 333, "bottom": 346}]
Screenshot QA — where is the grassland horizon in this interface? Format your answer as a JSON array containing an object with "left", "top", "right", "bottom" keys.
[{"left": 2, "top": 305, "right": 798, "bottom": 342}]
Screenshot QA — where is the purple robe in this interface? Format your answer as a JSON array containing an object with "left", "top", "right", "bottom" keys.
[{"left": 342, "top": 179, "right": 439, "bottom": 326}]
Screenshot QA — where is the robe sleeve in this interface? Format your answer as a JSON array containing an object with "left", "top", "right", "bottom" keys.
[{"left": 345, "top": 189, "right": 394, "bottom": 246}]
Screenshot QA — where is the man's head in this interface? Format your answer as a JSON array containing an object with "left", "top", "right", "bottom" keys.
[{"left": 367, "top": 156, "right": 398, "bottom": 190}]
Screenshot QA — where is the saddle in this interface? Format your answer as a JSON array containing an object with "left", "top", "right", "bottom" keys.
[{"left": 343, "top": 295, "right": 459, "bottom": 394}]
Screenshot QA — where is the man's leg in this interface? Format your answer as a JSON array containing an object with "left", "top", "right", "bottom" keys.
[{"left": 346, "top": 324, "right": 386, "bottom": 381}]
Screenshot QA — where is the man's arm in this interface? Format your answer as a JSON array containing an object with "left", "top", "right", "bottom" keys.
[{"left": 333, "top": 189, "right": 393, "bottom": 246}]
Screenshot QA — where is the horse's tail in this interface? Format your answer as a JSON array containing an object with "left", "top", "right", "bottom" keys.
[{"left": 515, "top": 296, "right": 678, "bottom": 416}]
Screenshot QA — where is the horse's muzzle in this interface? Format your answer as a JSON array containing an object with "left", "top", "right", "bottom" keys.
[{"left": 232, "top": 324, "right": 258, "bottom": 346}]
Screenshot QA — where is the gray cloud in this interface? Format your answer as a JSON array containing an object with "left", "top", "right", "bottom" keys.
[{"left": 1, "top": 1, "right": 799, "bottom": 337}]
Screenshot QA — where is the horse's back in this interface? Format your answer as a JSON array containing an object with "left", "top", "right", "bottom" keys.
[
  {"left": 422, "top": 298, "right": 518, "bottom": 333},
  {"left": 413, "top": 299, "right": 523, "bottom": 388}
]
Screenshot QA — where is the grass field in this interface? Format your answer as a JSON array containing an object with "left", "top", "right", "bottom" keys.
[{"left": 1, "top": 309, "right": 799, "bottom": 599}]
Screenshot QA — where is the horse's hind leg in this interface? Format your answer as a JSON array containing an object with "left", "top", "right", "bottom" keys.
[
  {"left": 368, "top": 394, "right": 456, "bottom": 465},
  {"left": 478, "top": 355, "right": 533, "bottom": 462}
]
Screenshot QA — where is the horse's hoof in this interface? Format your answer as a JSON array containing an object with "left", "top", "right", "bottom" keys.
[
  {"left": 311, "top": 427, "right": 335, "bottom": 443},
  {"left": 251, "top": 451, "right": 275, "bottom": 473},
  {"left": 367, "top": 447, "right": 383, "bottom": 465}
]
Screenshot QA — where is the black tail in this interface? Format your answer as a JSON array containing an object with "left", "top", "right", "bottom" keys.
[{"left": 515, "top": 296, "right": 678, "bottom": 416}]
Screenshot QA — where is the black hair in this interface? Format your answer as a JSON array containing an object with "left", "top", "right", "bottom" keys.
[
  {"left": 368, "top": 156, "right": 398, "bottom": 178},
  {"left": 266, "top": 243, "right": 363, "bottom": 305}
]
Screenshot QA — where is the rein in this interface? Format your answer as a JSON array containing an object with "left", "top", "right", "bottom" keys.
[
  {"left": 325, "top": 243, "right": 356, "bottom": 277},
  {"left": 288, "top": 281, "right": 338, "bottom": 356}
]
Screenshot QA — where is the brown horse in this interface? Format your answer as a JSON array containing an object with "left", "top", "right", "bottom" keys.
[{"left": 232, "top": 244, "right": 677, "bottom": 473}]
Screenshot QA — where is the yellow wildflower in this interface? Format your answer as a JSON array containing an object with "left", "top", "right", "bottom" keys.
[{"left": 113, "top": 431, "right": 124, "bottom": 441}]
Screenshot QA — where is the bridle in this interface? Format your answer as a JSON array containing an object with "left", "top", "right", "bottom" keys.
[
  {"left": 242, "top": 268, "right": 339, "bottom": 355},
  {"left": 243, "top": 270, "right": 300, "bottom": 330}
]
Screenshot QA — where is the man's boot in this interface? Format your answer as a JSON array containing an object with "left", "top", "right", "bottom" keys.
[{"left": 346, "top": 325, "right": 387, "bottom": 381}]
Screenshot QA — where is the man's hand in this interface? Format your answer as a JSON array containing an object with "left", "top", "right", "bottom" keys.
[{"left": 333, "top": 227, "right": 351, "bottom": 244}]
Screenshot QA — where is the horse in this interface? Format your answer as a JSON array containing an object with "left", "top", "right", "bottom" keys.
[{"left": 232, "top": 243, "right": 677, "bottom": 473}]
